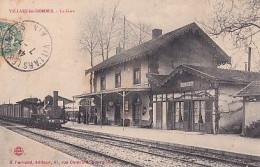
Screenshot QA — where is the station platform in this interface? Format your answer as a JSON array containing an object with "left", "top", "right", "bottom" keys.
[
  {"left": 64, "top": 122, "right": 260, "bottom": 159},
  {"left": 0, "top": 126, "right": 91, "bottom": 167}
]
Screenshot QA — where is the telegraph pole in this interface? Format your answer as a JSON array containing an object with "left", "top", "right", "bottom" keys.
[
  {"left": 123, "top": 16, "right": 126, "bottom": 50},
  {"left": 248, "top": 47, "right": 252, "bottom": 72}
]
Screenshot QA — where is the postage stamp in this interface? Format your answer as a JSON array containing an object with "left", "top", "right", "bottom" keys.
[
  {"left": 0, "top": 21, "right": 22, "bottom": 57},
  {"left": 1, "top": 20, "right": 52, "bottom": 72}
]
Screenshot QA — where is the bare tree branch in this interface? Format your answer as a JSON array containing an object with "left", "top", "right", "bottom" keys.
[{"left": 202, "top": 0, "right": 260, "bottom": 49}]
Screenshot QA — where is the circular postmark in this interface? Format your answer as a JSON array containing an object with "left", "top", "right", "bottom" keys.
[
  {"left": 1, "top": 20, "right": 52, "bottom": 72},
  {"left": 14, "top": 146, "right": 24, "bottom": 156}
]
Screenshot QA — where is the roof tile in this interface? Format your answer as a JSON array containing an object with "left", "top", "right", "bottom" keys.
[
  {"left": 237, "top": 82, "right": 260, "bottom": 97},
  {"left": 150, "top": 65, "right": 260, "bottom": 87},
  {"left": 86, "top": 22, "right": 231, "bottom": 74}
]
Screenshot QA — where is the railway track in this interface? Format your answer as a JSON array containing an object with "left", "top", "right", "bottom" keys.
[
  {"left": 5, "top": 126, "right": 140, "bottom": 167},
  {"left": 1, "top": 120, "right": 259, "bottom": 167},
  {"left": 59, "top": 127, "right": 260, "bottom": 167},
  {"left": 8, "top": 127, "right": 206, "bottom": 166},
  {"left": 0, "top": 121, "right": 206, "bottom": 166}
]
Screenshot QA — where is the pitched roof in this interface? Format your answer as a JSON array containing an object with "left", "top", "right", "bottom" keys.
[
  {"left": 236, "top": 82, "right": 260, "bottom": 97},
  {"left": 184, "top": 65, "right": 260, "bottom": 83},
  {"left": 148, "top": 65, "right": 260, "bottom": 87},
  {"left": 45, "top": 95, "right": 74, "bottom": 105},
  {"left": 17, "top": 98, "right": 41, "bottom": 104},
  {"left": 85, "top": 22, "right": 231, "bottom": 74},
  {"left": 147, "top": 73, "right": 168, "bottom": 87}
]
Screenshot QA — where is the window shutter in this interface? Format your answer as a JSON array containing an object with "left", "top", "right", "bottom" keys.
[
  {"left": 205, "top": 99, "right": 213, "bottom": 123},
  {"left": 167, "top": 101, "right": 173, "bottom": 129},
  {"left": 183, "top": 101, "right": 189, "bottom": 121},
  {"left": 183, "top": 101, "right": 190, "bottom": 131}
]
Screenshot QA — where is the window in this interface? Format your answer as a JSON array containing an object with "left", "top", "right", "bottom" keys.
[
  {"left": 175, "top": 102, "right": 184, "bottom": 122},
  {"left": 194, "top": 101, "right": 200, "bottom": 123},
  {"left": 194, "top": 101, "right": 205, "bottom": 124},
  {"left": 100, "top": 76, "right": 106, "bottom": 90},
  {"left": 200, "top": 101, "right": 205, "bottom": 123},
  {"left": 115, "top": 72, "right": 121, "bottom": 88},
  {"left": 133, "top": 68, "right": 141, "bottom": 84}
]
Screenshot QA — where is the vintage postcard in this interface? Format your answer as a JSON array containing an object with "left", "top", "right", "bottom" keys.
[{"left": 0, "top": 0, "right": 259, "bottom": 166}]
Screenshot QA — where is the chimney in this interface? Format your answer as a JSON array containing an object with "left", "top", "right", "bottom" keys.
[
  {"left": 248, "top": 47, "right": 252, "bottom": 72},
  {"left": 53, "top": 91, "right": 58, "bottom": 108},
  {"left": 116, "top": 43, "right": 123, "bottom": 54},
  {"left": 152, "top": 29, "right": 162, "bottom": 39}
]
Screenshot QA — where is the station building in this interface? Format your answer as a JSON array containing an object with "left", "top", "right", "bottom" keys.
[
  {"left": 236, "top": 81, "right": 260, "bottom": 136},
  {"left": 78, "top": 22, "right": 260, "bottom": 134}
]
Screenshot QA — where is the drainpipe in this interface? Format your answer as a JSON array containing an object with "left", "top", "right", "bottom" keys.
[
  {"left": 123, "top": 91, "right": 125, "bottom": 130},
  {"left": 85, "top": 98, "right": 88, "bottom": 125},
  {"left": 214, "top": 84, "right": 220, "bottom": 134},
  {"left": 100, "top": 94, "right": 103, "bottom": 128},
  {"left": 241, "top": 97, "right": 246, "bottom": 136}
]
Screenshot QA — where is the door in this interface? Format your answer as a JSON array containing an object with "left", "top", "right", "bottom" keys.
[
  {"left": 156, "top": 102, "right": 162, "bottom": 129},
  {"left": 183, "top": 100, "right": 194, "bottom": 131},
  {"left": 174, "top": 101, "right": 184, "bottom": 130},
  {"left": 205, "top": 99, "right": 213, "bottom": 133},
  {"left": 167, "top": 101, "right": 174, "bottom": 129},
  {"left": 102, "top": 105, "right": 106, "bottom": 123},
  {"left": 133, "top": 103, "right": 141, "bottom": 125},
  {"left": 194, "top": 101, "right": 206, "bottom": 132},
  {"left": 114, "top": 104, "right": 121, "bottom": 125},
  {"left": 89, "top": 107, "right": 94, "bottom": 123}
]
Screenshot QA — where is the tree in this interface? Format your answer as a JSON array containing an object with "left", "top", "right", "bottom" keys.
[
  {"left": 201, "top": 0, "right": 260, "bottom": 132},
  {"left": 80, "top": 13, "right": 99, "bottom": 68},
  {"left": 80, "top": 3, "right": 121, "bottom": 93},
  {"left": 96, "top": 2, "right": 121, "bottom": 61},
  {"left": 80, "top": 2, "right": 153, "bottom": 65},
  {"left": 123, "top": 21, "right": 152, "bottom": 48},
  {"left": 202, "top": 0, "right": 260, "bottom": 51},
  {"left": 80, "top": 13, "right": 99, "bottom": 93}
]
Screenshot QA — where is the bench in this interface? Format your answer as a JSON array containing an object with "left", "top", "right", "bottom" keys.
[{"left": 138, "top": 120, "right": 153, "bottom": 128}]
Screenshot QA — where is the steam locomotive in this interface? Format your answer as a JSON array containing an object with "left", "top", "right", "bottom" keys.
[{"left": 0, "top": 91, "right": 67, "bottom": 129}]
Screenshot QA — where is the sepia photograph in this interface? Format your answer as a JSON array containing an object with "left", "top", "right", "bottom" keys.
[{"left": 0, "top": 0, "right": 259, "bottom": 166}]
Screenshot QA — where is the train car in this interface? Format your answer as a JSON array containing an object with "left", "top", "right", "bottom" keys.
[
  {"left": 16, "top": 98, "right": 43, "bottom": 125},
  {"left": 0, "top": 91, "right": 68, "bottom": 130},
  {"left": 0, "top": 104, "right": 14, "bottom": 121}
]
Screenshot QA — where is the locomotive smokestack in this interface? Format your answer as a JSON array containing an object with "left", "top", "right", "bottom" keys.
[{"left": 53, "top": 91, "right": 58, "bottom": 108}]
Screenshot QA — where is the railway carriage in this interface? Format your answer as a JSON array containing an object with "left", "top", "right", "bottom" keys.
[{"left": 0, "top": 91, "right": 67, "bottom": 129}]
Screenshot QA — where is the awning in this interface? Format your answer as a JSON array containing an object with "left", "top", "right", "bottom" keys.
[{"left": 73, "top": 87, "right": 150, "bottom": 99}]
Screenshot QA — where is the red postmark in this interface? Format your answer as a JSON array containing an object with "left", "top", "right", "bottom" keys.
[{"left": 14, "top": 146, "right": 24, "bottom": 156}]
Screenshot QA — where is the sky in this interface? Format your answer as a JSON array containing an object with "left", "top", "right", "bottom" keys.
[{"left": 0, "top": 0, "right": 255, "bottom": 103}]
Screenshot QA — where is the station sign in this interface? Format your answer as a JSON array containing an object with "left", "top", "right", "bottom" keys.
[{"left": 180, "top": 81, "right": 194, "bottom": 88}]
